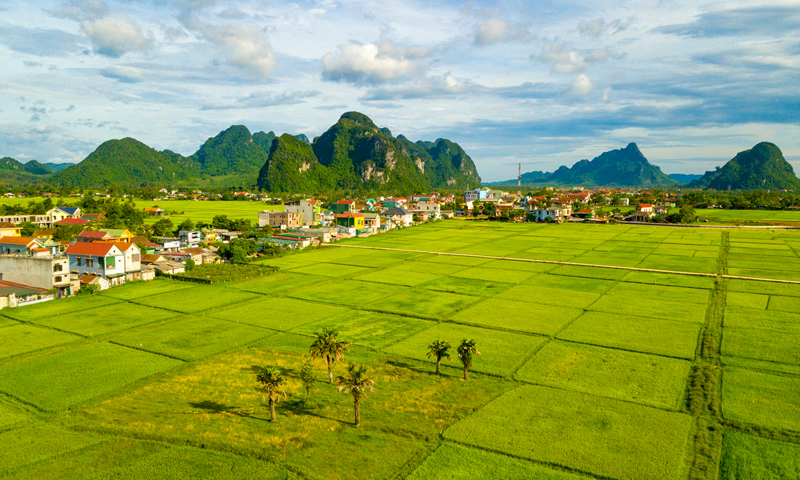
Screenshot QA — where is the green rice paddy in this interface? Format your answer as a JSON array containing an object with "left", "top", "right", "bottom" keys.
[{"left": 2, "top": 219, "right": 800, "bottom": 479}]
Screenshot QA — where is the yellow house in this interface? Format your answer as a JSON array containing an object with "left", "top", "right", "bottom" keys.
[
  {"left": 0, "top": 222, "right": 21, "bottom": 237},
  {"left": 335, "top": 212, "right": 365, "bottom": 229},
  {"left": 104, "top": 229, "right": 135, "bottom": 242}
]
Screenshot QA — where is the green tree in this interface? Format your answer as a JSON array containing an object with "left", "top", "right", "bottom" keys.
[
  {"left": 176, "top": 218, "right": 194, "bottom": 233},
  {"left": 299, "top": 361, "right": 315, "bottom": 399},
  {"left": 151, "top": 218, "right": 174, "bottom": 237},
  {"left": 309, "top": 327, "right": 351, "bottom": 383},
  {"left": 483, "top": 201, "right": 496, "bottom": 217},
  {"left": 426, "top": 339, "right": 452, "bottom": 374},
  {"left": 185, "top": 258, "right": 196, "bottom": 271},
  {"left": 336, "top": 363, "right": 375, "bottom": 427},
  {"left": 18, "top": 221, "right": 37, "bottom": 237},
  {"left": 457, "top": 339, "right": 480, "bottom": 380},
  {"left": 256, "top": 366, "right": 286, "bottom": 422}
]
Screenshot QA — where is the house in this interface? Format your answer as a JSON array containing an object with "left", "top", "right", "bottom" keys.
[
  {"left": 270, "top": 234, "right": 314, "bottom": 249},
  {"left": 413, "top": 200, "right": 441, "bottom": 218},
  {"left": 162, "top": 251, "right": 191, "bottom": 263},
  {"left": 0, "top": 254, "right": 72, "bottom": 296},
  {"left": 331, "top": 200, "right": 356, "bottom": 214},
  {"left": 629, "top": 204, "right": 656, "bottom": 222},
  {"left": 527, "top": 207, "right": 572, "bottom": 223},
  {"left": 382, "top": 207, "right": 414, "bottom": 227},
  {"left": 81, "top": 213, "right": 105, "bottom": 221},
  {"left": 32, "top": 229, "right": 55, "bottom": 240},
  {"left": 144, "top": 207, "right": 166, "bottom": 217},
  {"left": 153, "top": 261, "right": 185, "bottom": 275},
  {"left": 79, "top": 274, "right": 109, "bottom": 291},
  {"left": 464, "top": 189, "right": 489, "bottom": 203},
  {"left": 141, "top": 254, "right": 167, "bottom": 265},
  {"left": 260, "top": 211, "right": 302, "bottom": 230},
  {"left": 0, "top": 280, "right": 49, "bottom": 309},
  {"left": 0, "top": 214, "right": 53, "bottom": 228},
  {"left": 55, "top": 218, "right": 92, "bottom": 227},
  {"left": 362, "top": 212, "right": 381, "bottom": 232},
  {"left": 335, "top": 212, "right": 365, "bottom": 229},
  {"left": 130, "top": 236, "right": 159, "bottom": 254},
  {"left": 77, "top": 230, "right": 113, "bottom": 242},
  {"left": 574, "top": 209, "right": 594, "bottom": 219},
  {"left": 284, "top": 200, "right": 322, "bottom": 225},
  {"left": 179, "top": 230, "right": 202, "bottom": 246},
  {"left": 107, "top": 242, "right": 143, "bottom": 281},
  {"left": 0, "top": 236, "right": 44, "bottom": 255},
  {"left": 104, "top": 229, "right": 134, "bottom": 242},
  {"left": 64, "top": 242, "right": 127, "bottom": 286},
  {"left": 54, "top": 207, "right": 82, "bottom": 218},
  {"left": 382, "top": 197, "right": 407, "bottom": 209},
  {"left": 0, "top": 222, "right": 21, "bottom": 237},
  {"left": 181, "top": 247, "right": 205, "bottom": 265}
]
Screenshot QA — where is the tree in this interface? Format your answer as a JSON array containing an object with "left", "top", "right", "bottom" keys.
[
  {"left": 18, "top": 221, "right": 37, "bottom": 237},
  {"left": 299, "top": 361, "right": 315, "bottom": 399},
  {"left": 426, "top": 339, "right": 452, "bottom": 374},
  {"left": 457, "top": 339, "right": 480, "bottom": 380},
  {"left": 309, "top": 327, "right": 351, "bottom": 383},
  {"left": 185, "top": 258, "right": 196, "bottom": 271},
  {"left": 336, "top": 363, "right": 375, "bottom": 427},
  {"left": 256, "top": 366, "right": 286, "bottom": 422},
  {"left": 151, "top": 218, "right": 174, "bottom": 237},
  {"left": 483, "top": 201, "right": 496, "bottom": 217},
  {"left": 176, "top": 218, "right": 194, "bottom": 233}
]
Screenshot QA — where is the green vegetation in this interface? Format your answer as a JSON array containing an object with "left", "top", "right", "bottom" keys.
[
  {"left": 689, "top": 142, "right": 800, "bottom": 190},
  {"left": 0, "top": 342, "right": 182, "bottom": 411},
  {"left": 444, "top": 385, "right": 693, "bottom": 480},
  {"left": 4, "top": 220, "right": 800, "bottom": 479},
  {"left": 335, "top": 363, "right": 375, "bottom": 426},
  {"left": 175, "top": 263, "right": 278, "bottom": 283},
  {"left": 719, "top": 430, "right": 800, "bottom": 480}
]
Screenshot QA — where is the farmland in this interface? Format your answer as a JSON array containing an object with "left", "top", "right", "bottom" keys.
[{"left": 1, "top": 220, "right": 800, "bottom": 479}]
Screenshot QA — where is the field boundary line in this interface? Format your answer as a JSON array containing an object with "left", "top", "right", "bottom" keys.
[{"left": 327, "top": 244, "right": 800, "bottom": 285}]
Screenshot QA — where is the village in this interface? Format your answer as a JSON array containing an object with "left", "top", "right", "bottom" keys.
[{"left": 0, "top": 186, "right": 683, "bottom": 309}]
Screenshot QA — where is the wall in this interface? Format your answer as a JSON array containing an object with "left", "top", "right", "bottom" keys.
[{"left": 0, "top": 255, "right": 68, "bottom": 289}]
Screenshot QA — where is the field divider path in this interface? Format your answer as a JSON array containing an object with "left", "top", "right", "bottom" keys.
[{"left": 327, "top": 244, "right": 800, "bottom": 285}]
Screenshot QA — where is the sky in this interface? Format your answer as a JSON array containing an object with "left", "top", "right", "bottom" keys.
[{"left": 1, "top": 0, "right": 799, "bottom": 182}]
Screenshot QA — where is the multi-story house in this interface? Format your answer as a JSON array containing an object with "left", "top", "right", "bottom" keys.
[
  {"left": 65, "top": 242, "right": 127, "bottom": 286},
  {"left": 284, "top": 199, "right": 322, "bottom": 225}
]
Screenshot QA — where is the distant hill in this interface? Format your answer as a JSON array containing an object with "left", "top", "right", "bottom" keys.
[
  {"left": 8, "top": 112, "right": 480, "bottom": 191},
  {"left": 487, "top": 143, "right": 677, "bottom": 187},
  {"left": 43, "top": 162, "right": 74, "bottom": 173},
  {"left": 257, "top": 112, "right": 481, "bottom": 193},
  {"left": 52, "top": 138, "right": 200, "bottom": 187},
  {"left": 669, "top": 174, "right": 703, "bottom": 184},
  {"left": 688, "top": 142, "right": 800, "bottom": 190}
]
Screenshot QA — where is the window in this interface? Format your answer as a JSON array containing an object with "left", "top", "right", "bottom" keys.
[
  {"left": 54, "top": 263, "right": 63, "bottom": 272},
  {"left": 87, "top": 257, "right": 94, "bottom": 268},
  {"left": 55, "top": 276, "right": 62, "bottom": 283},
  {"left": 77, "top": 257, "right": 82, "bottom": 267}
]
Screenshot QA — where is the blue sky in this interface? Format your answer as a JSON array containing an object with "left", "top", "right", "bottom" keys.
[{"left": 1, "top": 0, "right": 798, "bottom": 182}]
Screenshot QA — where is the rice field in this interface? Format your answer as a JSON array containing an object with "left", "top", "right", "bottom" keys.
[{"left": 2, "top": 219, "right": 800, "bottom": 479}]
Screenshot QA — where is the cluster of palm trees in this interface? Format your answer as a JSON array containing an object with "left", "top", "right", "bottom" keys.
[
  {"left": 255, "top": 329, "right": 480, "bottom": 426},
  {"left": 426, "top": 339, "right": 480, "bottom": 380}
]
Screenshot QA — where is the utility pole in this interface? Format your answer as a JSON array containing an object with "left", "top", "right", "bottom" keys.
[{"left": 518, "top": 163, "right": 521, "bottom": 197}]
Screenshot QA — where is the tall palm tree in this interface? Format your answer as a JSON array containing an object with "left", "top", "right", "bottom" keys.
[
  {"left": 309, "top": 327, "right": 351, "bottom": 383},
  {"left": 336, "top": 363, "right": 375, "bottom": 427},
  {"left": 299, "top": 361, "right": 315, "bottom": 399},
  {"left": 457, "top": 339, "right": 480, "bottom": 380},
  {"left": 426, "top": 339, "right": 452, "bottom": 374},
  {"left": 256, "top": 366, "right": 286, "bottom": 422}
]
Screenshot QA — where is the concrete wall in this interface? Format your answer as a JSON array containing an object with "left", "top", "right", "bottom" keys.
[{"left": 0, "top": 255, "right": 69, "bottom": 289}]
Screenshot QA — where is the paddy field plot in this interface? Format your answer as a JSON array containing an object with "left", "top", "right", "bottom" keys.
[
  {"left": 444, "top": 384, "right": 693, "bottom": 480},
  {"left": 0, "top": 423, "right": 105, "bottom": 476},
  {"left": 0, "top": 342, "right": 182, "bottom": 412},
  {"left": 719, "top": 430, "right": 800, "bottom": 480},
  {"left": 6, "top": 219, "right": 800, "bottom": 479}
]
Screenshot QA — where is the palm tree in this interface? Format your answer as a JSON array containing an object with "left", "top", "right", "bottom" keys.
[
  {"left": 256, "top": 366, "right": 286, "bottom": 422},
  {"left": 309, "top": 327, "right": 351, "bottom": 383},
  {"left": 426, "top": 339, "right": 452, "bottom": 374},
  {"left": 457, "top": 339, "right": 480, "bottom": 380},
  {"left": 336, "top": 363, "right": 375, "bottom": 427},
  {"left": 299, "top": 361, "right": 315, "bottom": 399}
]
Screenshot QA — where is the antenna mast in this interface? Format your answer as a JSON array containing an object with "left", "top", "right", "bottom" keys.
[{"left": 517, "top": 163, "right": 521, "bottom": 196}]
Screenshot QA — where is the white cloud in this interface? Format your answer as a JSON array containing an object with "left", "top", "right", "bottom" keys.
[
  {"left": 361, "top": 74, "right": 487, "bottom": 101},
  {"left": 101, "top": 65, "right": 143, "bottom": 83},
  {"left": 202, "top": 90, "right": 319, "bottom": 109},
  {"left": 475, "top": 18, "right": 529, "bottom": 45},
  {"left": 570, "top": 74, "right": 593, "bottom": 96},
  {"left": 182, "top": 17, "right": 276, "bottom": 78},
  {"left": 50, "top": 0, "right": 108, "bottom": 21},
  {"left": 578, "top": 17, "right": 634, "bottom": 38},
  {"left": 321, "top": 37, "right": 429, "bottom": 85},
  {"left": 538, "top": 42, "right": 622, "bottom": 74},
  {"left": 82, "top": 16, "right": 153, "bottom": 57}
]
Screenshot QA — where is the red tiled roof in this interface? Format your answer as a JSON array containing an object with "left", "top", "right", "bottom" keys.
[
  {"left": 78, "top": 230, "right": 109, "bottom": 238},
  {"left": 0, "top": 236, "right": 37, "bottom": 246},
  {"left": 578, "top": 209, "right": 593, "bottom": 213},
  {"left": 337, "top": 200, "right": 355, "bottom": 204},
  {"left": 56, "top": 218, "right": 91, "bottom": 225},
  {"left": 336, "top": 212, "right": 364, "bottom": 218},
  {"left": 638, "top": 204, "right": 652, "bottom": 208},
  {"left": 131, "top": 236, "right": 159, "bottom": 247},
  {"left": 65, "top": 242, "right": 118, "bottom": 256}
]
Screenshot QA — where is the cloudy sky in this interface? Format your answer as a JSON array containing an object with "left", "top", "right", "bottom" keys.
[{"left": 1, "top": 0, "right": 799, "bottom": 181}]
